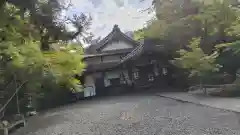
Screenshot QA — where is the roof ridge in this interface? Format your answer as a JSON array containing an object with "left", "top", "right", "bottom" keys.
[
  {"left": 97, "top": 25, "right": 117, "bottom": 46},
  {"left": 95, "top": 24, "right": 139, "bottom": 51}
]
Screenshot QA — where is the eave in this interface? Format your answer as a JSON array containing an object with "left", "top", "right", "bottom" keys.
[{"left": 120, "top": 39, "right": 167, "bottom": 63}]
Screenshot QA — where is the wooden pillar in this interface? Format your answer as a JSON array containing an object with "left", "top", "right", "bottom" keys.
[{"left": 126, "top": 63, "right": 134, "bottom": 87}]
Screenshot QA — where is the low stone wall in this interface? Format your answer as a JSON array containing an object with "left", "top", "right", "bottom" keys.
[{"left": 188, "top": 84, "right": 240, "bottom": 97}]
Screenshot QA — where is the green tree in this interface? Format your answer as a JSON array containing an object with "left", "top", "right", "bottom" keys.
[
  {"left": 136, "top": 0, "right": 240, "bottom": 52},
  {"left": 173, "top": 38, "right": 220, "bottom": 93},
  {"left": 0, "top": 3, "right": 86, "bottom": 113},
  {"left": 1, "top": 0, "right": 92, "bottom": 51},
  {"left": 134, "top": 0, "right": 240, "bottom": 84}
]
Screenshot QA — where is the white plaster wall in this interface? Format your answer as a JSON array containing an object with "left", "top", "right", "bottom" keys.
[
  {"left": 105, "top": 71, "right": 120, "bottom": 79},
  {"left": 102, "top": 55, "right": 121, "bottom": 62},
  {"left": 104, "top": 70, "right": 131, "bottom": 86},
  {"left": 84, "top": 75, "right": 95, "bottom": 87},
  {"left": 85, "top": 54, "right": 123, "bottom": 64},
  {"left": 102, "top": 41, "right": 133, "bottom": 51},
  {"left": 84, "top": 75, "right": 96, "bottom": 97},
  {"left": 104, "top": 71, "right": 120, "bottom": 87},
  {"left": 104, "top": 78, "right": 111, "bottom": 87}
]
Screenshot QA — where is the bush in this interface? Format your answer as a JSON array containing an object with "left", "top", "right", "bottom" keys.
[{"left": 209, "top": 85, "right": 240, "bottom": 97}]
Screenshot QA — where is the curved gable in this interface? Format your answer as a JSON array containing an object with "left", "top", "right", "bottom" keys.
[
  {"left": 96, "top": 24, "right": 139, "bottom": 52},
  {"left": 101, "top": 40, "right": 134, "bottom": 52}
]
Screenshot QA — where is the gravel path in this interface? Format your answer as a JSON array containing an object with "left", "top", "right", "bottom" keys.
[{"left": 12, "top": 94, "right": 240, "bottom": 135}]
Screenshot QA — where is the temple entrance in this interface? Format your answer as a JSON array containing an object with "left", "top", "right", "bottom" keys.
[
  {"left": 132, "top": 65, "right": 155, "bottom": 88},
  {"left": 131, "top": 64, "right": 170, "bottom": 89}
]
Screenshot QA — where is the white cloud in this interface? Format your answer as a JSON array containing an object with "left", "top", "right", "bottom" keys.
[{"left": 68, "top": 0, "right": 154, "bottom": 40}]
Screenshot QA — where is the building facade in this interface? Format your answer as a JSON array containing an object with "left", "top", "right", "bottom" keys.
[{"left": 80, "top": 25, "right": 178, "bottom": 98}]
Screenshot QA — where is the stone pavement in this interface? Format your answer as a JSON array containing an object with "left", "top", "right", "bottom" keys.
[
  {"left": 157, "top": 92, "right": 240, "bottom": 113},
  {"left": 12, "top": 94, "right": 240, "bottom": 135}
]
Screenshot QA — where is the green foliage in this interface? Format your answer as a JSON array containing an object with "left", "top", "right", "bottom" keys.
[
  {"left": 133, "top": 29, "right": 145, "bottom": 41},
  {"left": 43, "top": 43, "right": 85, "bottom": 90},
  {"left": 134, "top": 0, "right": 240, "bottom": 87},
  {"left": 136, "top": 0, "right": 240, "bottom": 52},
  {"left": 173, "top": 38, "right": 220, "bottom": 78},
  {"left": 1, "top": 3, "right": 85, "bottom": 86},
  {"left": 1, "top": 0, "right": 92, "bottom": 50},
  {"left": 0, "top": 2, "right": 86, "bottom": 113}
]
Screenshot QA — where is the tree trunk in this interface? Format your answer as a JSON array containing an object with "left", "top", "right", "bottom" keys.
[
  {"left": 200, "top": 77, "right": 207, "bottom": 95},
  {"left": 0, "top": 0, "right": 6, "bottom": 8}
]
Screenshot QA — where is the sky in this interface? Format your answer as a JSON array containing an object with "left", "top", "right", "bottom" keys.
[{"left": 66, "top": 0, "right": 154, "bottom": 39}]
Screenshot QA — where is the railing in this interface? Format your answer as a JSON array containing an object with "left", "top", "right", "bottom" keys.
[
  {"left": 0, "top": 79, "right": 14, "bottom": 120},
  {"left": 0, "top": 81, "right": 28, "bottom": 120}
]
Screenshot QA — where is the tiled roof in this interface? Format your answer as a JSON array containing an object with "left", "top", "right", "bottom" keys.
[
  {"left": 121, "top": 39, "right": 166, "bottom": 63},
  {"left": 84, "top": 25, "right": 139, "bottom": 54},
  {"left": 96, "top": 25, "right": 139, "bottom": 51},
  {"left": 83, "top": 48, "right": 133, "bottom": 59},
  {"left": 84, "top": 61, "right": 120, "bottom": 73}
]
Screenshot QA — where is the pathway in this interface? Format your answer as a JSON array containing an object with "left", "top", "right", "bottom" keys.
[
  {"left": 158, "top": 92, "right": 240, "bottom": 113},
  {"left": 12, "top": 94, "right": 240, "bottom": 135}
]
